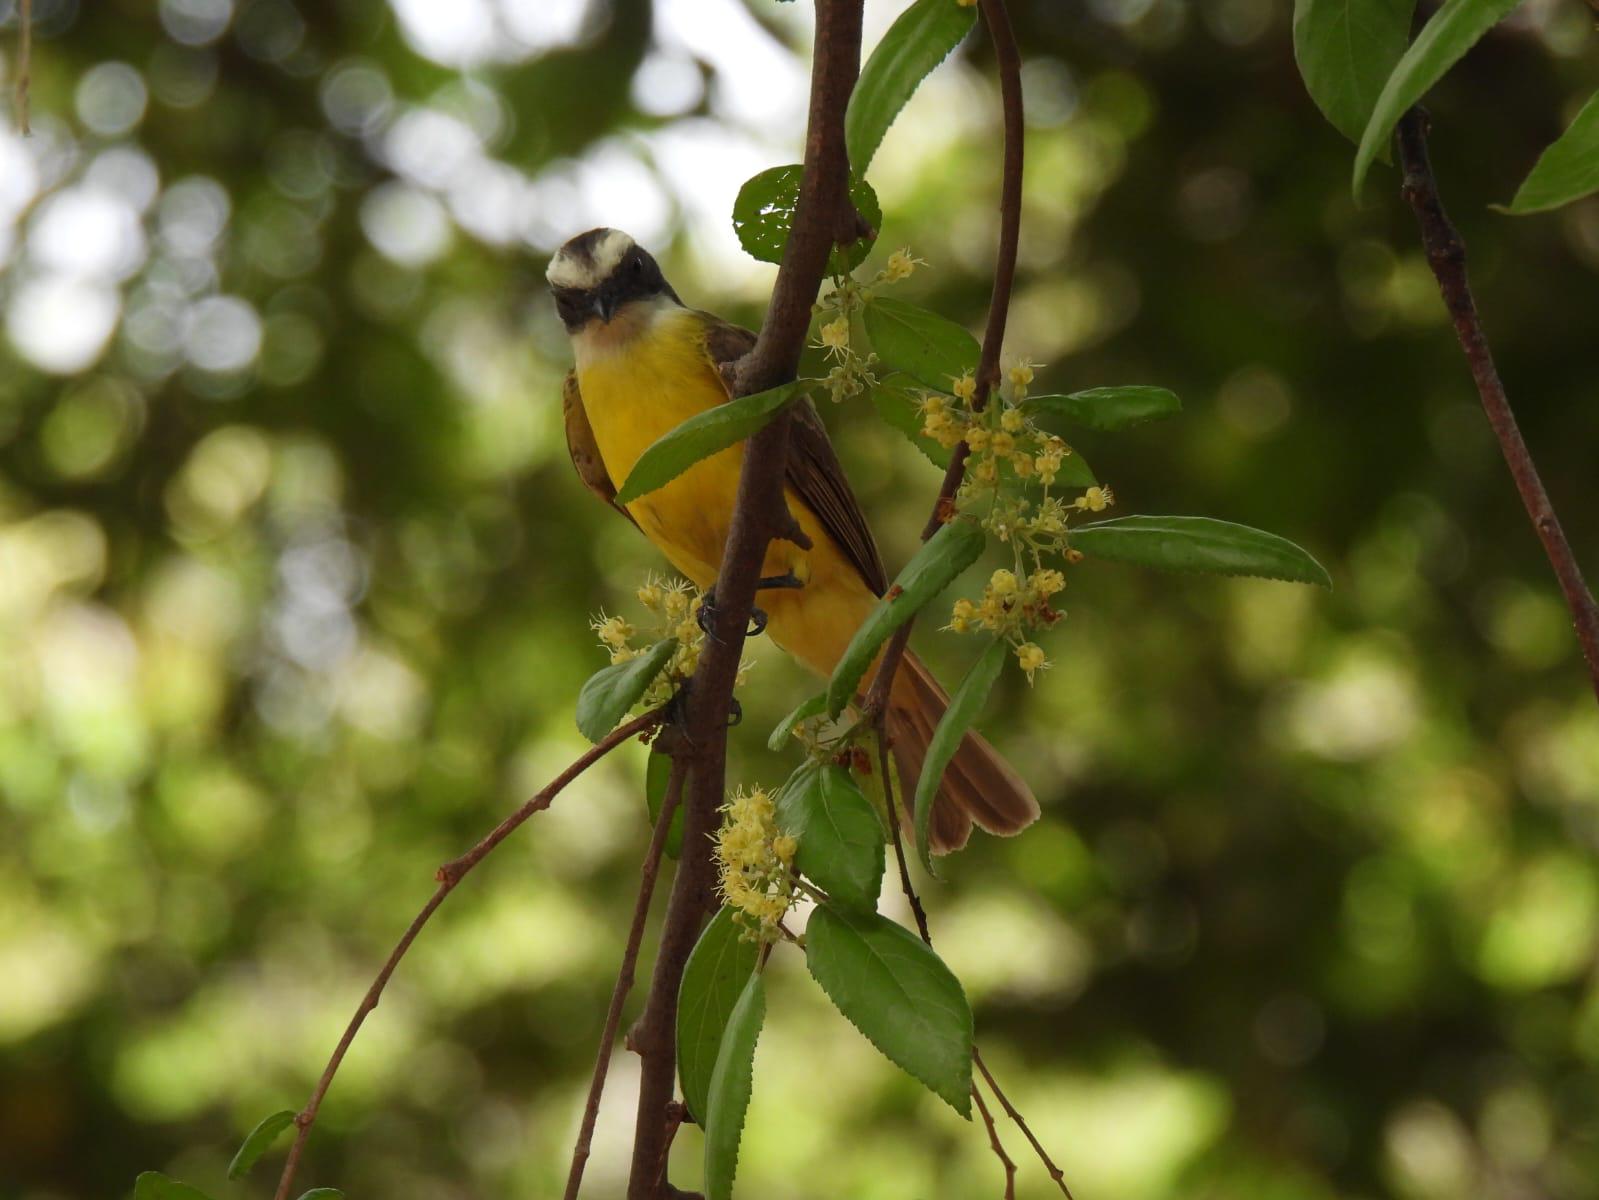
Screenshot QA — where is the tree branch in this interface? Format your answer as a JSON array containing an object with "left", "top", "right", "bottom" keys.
[
  {"left": 1395, "top": 108, "right": 1599, "bottom": 707},
  {"left": 12, "top": 0, "right": 30, "bottom": 135},
  {"left": 972, "top": 1082, "right": 1017, "bottom": 1200},
  {"left": 864, "top": 0, "right": 1026, "bottom": 719},
  {"left": 564, "top": 756, "right": 687, "bottom": 1200},
  {"left": 622, "top": 4, "right": 865, "bottom": 1195},
  {"left": 271, "top": 707, "right": 667, "bottom": 1200}
]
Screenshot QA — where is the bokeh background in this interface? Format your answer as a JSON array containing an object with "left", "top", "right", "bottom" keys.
[{"left": 3, "top": 0, "right": 1598, "bottom": 1197}]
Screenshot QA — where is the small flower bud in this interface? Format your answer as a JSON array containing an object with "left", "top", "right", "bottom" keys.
[
  {"left": 952, "top": 374, "right": 978, "bottom": 402},
  {"left": 989, "top": 569, "right": 1019, "bottom": 597},
  {"left": 1001, "top": 408, "right": 1025, "bottom": 432}
]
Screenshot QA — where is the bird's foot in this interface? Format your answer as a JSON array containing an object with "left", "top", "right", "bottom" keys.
[{"left": 695, "top": 573, "right": 803, "bottom": 642}]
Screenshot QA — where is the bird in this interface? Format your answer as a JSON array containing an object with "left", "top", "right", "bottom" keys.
[{"left": 548, "top": 227, "right": 1039, "bottom": 853}]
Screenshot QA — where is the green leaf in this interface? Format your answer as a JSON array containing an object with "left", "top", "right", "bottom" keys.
[
  {"left": 134, "top": 1175, "right": 216, "bottom": 1200},
  {"left": 575, "top": 637, "right": 677, "bottom": 743},
  {"left": 227, "top": 1109, "right": 297, "bottom": 1180},
  {"left": 703, "top": 971, "right": 766, "bottom": 1200},
  {"left": 1071, "top": 515, "right": 1332, "bottom": 587},
  {"left": 646, "top": 745, "right": 685, "bottom": 859},
  {"left": 615, "top": 382, "right": 800, "bottom": 505},
  {"left": 913, "top": 638, "right": 1008, "bottom": 873},
  {"left": 826, "top": 517, "right": 987, "bottom": 718},
  {"left": 1024, "top": 386, "right": 1181, "bottom": 432},
  {"left": 1292, "top": 0, "right": 1417, "bottom": 144},
  {"left": 805, "top": 905, "right": 973, "bottom": 1117},
  {"left": 777, "top": 764, "right": 885, "bottom": 910},
  {"left": 296, "top": 1192, "right": 344, "bottom": 1199},
  {"left": 732, "top": 164, "right": 882, "bottom": 273},
  {"left": 1501, "top": 90, "right": 1599, "bottom": 215},
  {"left": 846, "top": 0, "right": 977, "bottom": 175},
  {"left": 677, "top": 907, "right": 761, "bottom": 1124},
  {"left": 871, "top": 374, "right": 952, "bottom": 468},
  {"left": 768, "top": 692, "right": 828, "bottom": 750},
  {"left": 863, "top": 297, "right": 981, "bottom": 392},
  {"left": 1352, "top": 0, "right": 1525, "bottom": 197}
]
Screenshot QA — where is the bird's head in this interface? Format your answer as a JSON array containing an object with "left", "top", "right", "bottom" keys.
[{"left": 547, "top": 228, "right": 680, "bottom": 331}]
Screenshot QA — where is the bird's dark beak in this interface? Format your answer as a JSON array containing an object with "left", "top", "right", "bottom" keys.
[{"left": 592, "top": 291, "right": 618, "bottom": 323}]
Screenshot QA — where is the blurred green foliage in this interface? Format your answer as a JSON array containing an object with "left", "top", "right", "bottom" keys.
[{"left": 1, "top": 0, "right": 1597, "bottom": 1198}]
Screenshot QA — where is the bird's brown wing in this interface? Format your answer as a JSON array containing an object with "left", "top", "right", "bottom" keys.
[
  {"left": 562, "top": 370, "right": 638, "bottom": 529},
  {"left": 700, "top": 313, "right": 888, "bottom": 596}
]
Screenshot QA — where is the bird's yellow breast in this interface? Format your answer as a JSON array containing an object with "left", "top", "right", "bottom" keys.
[{"left": 571, "top": 301, "right": 879, "bottom": 677}]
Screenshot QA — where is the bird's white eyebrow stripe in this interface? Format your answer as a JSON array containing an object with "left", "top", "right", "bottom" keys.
[{"left": 546, "top": 229, "right": 636, "bottom": 289}]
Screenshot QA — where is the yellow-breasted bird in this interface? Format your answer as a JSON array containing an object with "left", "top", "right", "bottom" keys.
[{"left": 549, "top": 227, "right": 1039, "bottom": 853}]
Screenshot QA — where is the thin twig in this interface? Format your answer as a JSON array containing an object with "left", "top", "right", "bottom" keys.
[
  {"left": 622, "top": 4, "right": 865, "bottom": 1194},
  {"left": 1395, "top": 108, "right": 1599, "bottom": 706},
  {"left": 272, "top": 707, "right": 667, "bottom": 1200},
  {"left": 974, "top": 1049, "right": 1074, "bottom": 1199},
  {"left": 863, "top": 0, "right": 1027, "bottom": 719},
  {"left": 14, "top": 0, "right": 32, "bottom": 135},
  {"left": 883, "top": 748, "right": 1074, "bottom": 1199},
  {"left": 972, "top": 1082, "right": 1017, "bottom": 1200},
  {"left": 564, "top": 757, "right": 687, "bottom": 1200}
]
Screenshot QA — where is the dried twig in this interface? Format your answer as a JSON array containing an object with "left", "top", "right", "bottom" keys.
[
  {"left": 622, "top": 3, "right": 866, "bottom": 1195},
  {"left": 973, "top": 1049, "right": 1073, "bottom": 1199},
  {"left": 272, "top": 708, "right": 667, "bottom": 1200},
  {"left": 564, "top": 756, "right": 687, "bottom": 1200},
  {"left": 972, "top": 1082, "right": 1017, "bottom": 1200},
  {"left": 1395, "top": 108, "right": 1599, "bottom": 706}
]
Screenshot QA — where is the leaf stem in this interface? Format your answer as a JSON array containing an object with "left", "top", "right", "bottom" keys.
[{"left": 1395, "top": 108, "right": 1599, "bottom": 707}]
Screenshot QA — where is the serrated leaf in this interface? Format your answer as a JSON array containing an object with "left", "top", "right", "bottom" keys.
[
  {"left": 575, "top": 638, "right": 677, "bottom": 743},
  {"left": 826, "top": 517, "right": 987, "bottom": 718},
  {"left": 677, "top": 907, "right": 761, "bottom": 1124},
  {"left": 846, "top": 0, "right": 977, "bottom": 175},
  {"left": 1024, "top": 386, "right": 1181, "bottom": 432},
  {"left": 871, "top": 374, "right": 953, "bottom": 468},
  {"left": 227, "top": 1109, "right": 297, "bottom": 1181},
  {"left": 732, "top": 164, "right": 882, "bottom": 273},
  {"left": 1352, "top": 0, "right": 1525, "bottom": 197},
  {"left": 805, "top": 905, "right": 973, "bottom": 1116},
  {"left": 1501, "top": 90, "right": 1599, "bottom": 214},
  {"left": 703, "top": 971, "right": 766, "bottom": 1200},
  {"left": 645, "top": 745, "right": 685, "bottom": 859},
  {"left": 133, "top": 1174, "right": 215, "bottom": 1200},
  {"left": 1292, "top": 0, "right": 1417, "bottom": 144},
  {"left": 777, "top": 764, "right": 884, "bottom": 910},
  {"left": 768, "top": 692, "right": 828, "bottom": 750},
  {"left": 863, "top": 297, "right": 981, "bottom": 392},
  {"left": 913, "top": 638, "right": 1008, "bottom": 874},
  {"left": 615, "top": 383, "right": 799, "bottom": 505},
  {"left": 1071, "top": 515, "right": 1332, "bottom": 587}
]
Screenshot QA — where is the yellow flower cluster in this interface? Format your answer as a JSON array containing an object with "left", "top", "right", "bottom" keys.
[
  {"left": 926, "top": 359, "right": 1117, "bottom": 683},
  {"left": 714, "top": 786, "right": 798, "bottom": 940},
  {"left": 812, "top": 247, "right": 925, "bottom": 404},
  {"left": 591, "top": 575, "right": 752, "bottom": 709}
]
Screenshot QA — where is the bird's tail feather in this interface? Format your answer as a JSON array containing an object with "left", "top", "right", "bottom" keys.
[{"left": 883, "top": 651, "right": 1041, "bottom": 855}]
